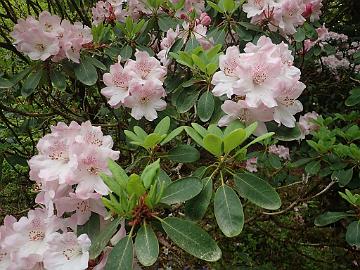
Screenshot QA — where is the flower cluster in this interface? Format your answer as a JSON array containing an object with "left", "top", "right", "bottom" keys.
[
  {"left": 29, "top": 121, "right": 119, "bottom": 225},
  {"left": 246, "top": 157, "right": 258, "bottom": 172},
  {"left": 11, "top": 11, "right": 92, "bottom": 63},
  {"left": 157, "top": 13, "right": 213, "bottom": 66},
  {"left": 243, "top": 0, "right": 322, "bottom": 35},
  {"left": 269, "top": 144, "right": 290, "bottom": 159},
  {"left": 299, "top": 111, "right": 319, "bottom": 139},
  {"left": 0, "top": 208, "right": 91, "bottom": 270},
  {"left": 212, "top": 36, "right": 305, "bottom": 134},
  {"left": 101, "top": 51, "right": 167, "bottom": 121},
  {"left": 92, "top": 0, "right": 126, "bottom": 25}
]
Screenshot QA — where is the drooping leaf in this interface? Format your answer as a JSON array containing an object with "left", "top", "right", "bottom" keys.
[
  {"left": 74, "top": 58, "right": 98, "bottom": 86},
  {"left": 135, "top": 223, "right": 159, "bottom": 266},
  {"left": 105, "top": 235, "right": 134, "bottom": 270},
  {"left": 314, "top": 211, "right": 351, "bottom": 226},
  {"left": 198, "top": 91, "right": 215, "bottom": 122},
  {"left": 346, "top": 221, "right": 360, "bottom": 248},
  {"left": 185, "top": 177, "right": 213, "bottom": 220},
  {"left": 161, "top": 217, "right": 222, "bottom": 261},
  {"left": 50, "top": 70, "right": 67, "bottom": 91},
  {"left": 234, "top": 173, "right": 281, "bottom": 210},
  {"left": 214, "top": 185, "right": 244, "bottom": 237},
  {"left": 21, "top": 69, "right": 44, "bottom": 97}
]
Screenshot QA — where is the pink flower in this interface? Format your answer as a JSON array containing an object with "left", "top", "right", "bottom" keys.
[
  {"left": 18, "top": 27, "right": 60, "bottom": 60},
  {"left": 243, "top": 0, "right": 275, "bottom": 18},
  {"left": 269, "top": 145, "right": 290, "bottom": 160},
  {"left": 211, "top": 46, "right": 242, "bottom": 98},
  {"left": 43, "top": 232, "right": 91, "bottom": 270},
  {"left": 101, "top": 58, "right": 132, "bottom": 107},
  {"left": 299, "top": 111, "right": 319, "bottom": 138},
  {"left": 218, "top": 100, "right": 273, "bottom": 135},
  {"left": 273, "top": 80, "right": 305, "bottom": 128},
  {"left": 54, "top": 193, "right": 107, "bottom": 225},
  {"left": 123, "top": 80, "right": 167, "bottom": 121},
  {"left": 246, "top": 157, "right": 258, "bottom": 172},
  {"left": 125, "top": 50, "right": 167, "bottom": 83},
  {"left": 198, "top": 12, "right": 211, "bottom": 26},
  {"left": 302, "top": 0, "right": 322, "bottom": 22}
]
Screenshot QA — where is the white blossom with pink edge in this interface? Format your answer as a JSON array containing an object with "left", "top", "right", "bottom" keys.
[
  {"left": 123, "top": 80, "right": 167, "bottom": 121},
  {"left": 11, "top": 11, "right": 92, "bottom": 63},
  {"left": 43, "top": 232, "right": 91, "bottom": 270},
  {"left": 213, "top": 36, "right": 305, "bottom": 132},
  {"left": 299, "top": 111, "right": 320, "bottom": 139},
  {"left": 243, "top": 0, "right": 323, "bottom": 36},
  {"left": 246, "top": 157, "right": 258, "bottom": 172}
]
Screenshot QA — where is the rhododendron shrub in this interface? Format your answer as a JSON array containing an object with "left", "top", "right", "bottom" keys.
[{"left": 0, "top": 0, "right": 359, "bottom": 269}]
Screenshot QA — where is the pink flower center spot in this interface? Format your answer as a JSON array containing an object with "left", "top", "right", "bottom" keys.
[
  {"left": 0, "top": 251, "right": 7, "bottom": 261},
  {"left": 137, "top": 61, "right": 152, "bottom": 79},
  {"left": 252, "top": 65, "right": 268, "bottom": 85},
  {"left": 28, "top": 230, "right": 45, "bottom": 241},
  {"left": 112, "top": 73, "right": 128, "bottom": 88},
  {"left": 76, "top": 201, "right": 90, "bottom": 213},
  {"left": 35, "top": 43, "right": 46, "bottom": 52},
  {"left": 62, "top": 247, "right": 80, "bottom": 260},
  {"left": 140, "top": 96, "right": 150, "bottom": 104},
  {"left": 281, "top": 96, "right": 295, "bottom": 107}
]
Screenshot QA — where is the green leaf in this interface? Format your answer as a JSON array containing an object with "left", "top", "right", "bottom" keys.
[
  {"left": 185, "top": 127, "right": 205, "bottom": 147},
  {"left": 234, "top": 173, "right": 281, "bottom": 210},
  {"left": 185, "top": 177, "right": 213, "bottom": 221},
  {"left": 108, "top": 160, "right": 128, "bottom": 187},
  {"left": 21, "top": 69, "right": 44, "bottom": 97},
  {"left": 0, "top": 77, "right": 14, "bottom": 89},
  {"left": 191, "top": 123, "right": 208, "bottom": 137},
  {"left": 143, "top": 133, "right": 164, "bottom": 149},
  {"left": 242, "top": 132, "right": 274, "bottom": 149},
  {"left": 314, "top": 211, "right": 351, "bottom": 226},
  {"left": 175, "top": 87, "right": 200, "bottom": 113},
  {"left": 135, "top": 223, "right": 159, "bottom": 266},
  {"left": 90, "top": 217, "right": 122, "bottom": 259},
  {"left": 105, "top": 235, "right": 134, "bottom": 270},
  {"left": 141, "top": 159, "right": 160, "bottom": 189},
  {"left": 305, "top": 160, "right": 321, "bottom": 175},
  {"left": 267, "top": 122, "right": 302, "bottom": 141},
  {"left": 345, "top": 88, "right": 360, "bottom": 107},
  {"left": 161, "top": 217, "right": 222, "bottom": 261},
  {"left": 74, "top": 58, "right": 98, "bottom": 86},
  {"left": 50, "top": 70, "right": 66, "bottom": 91},
  {"left": 161, "top": 177, "right": 202, "bottom": 205},
  {"left": 161, "top": 126, "right": 184, "bottom": 145},
  {"left": 290, "top": 157, "right": 315, "bottom": 168},
  {"left": 268, "top": 153, "right": 282, "bottom": 169},
  {"left": 158, "top": 15, "right": 180, "bottom": 32},
  {"left": 346, "top": 221, "right": 360, "bottom": 248},
  {"left": 84, "top": 55, "right": 107, "bottom": 70},
  {"left": 223, "top": 128, "right": 246, "bottom": 153},
  {"left": 167, "top": 144, "right": 200, "bottom": 163},
  {"left": 77, "top": 214, "right": 100, "bottom": 241},
  {"left": 198, "top": 92, "right": 215, "bottom": 122},
  {"left": 214, "top": 185, "right": 244, "bottom": 237},
  {"left": 120, "top": 45, "right": 133, "bottom": 60},
  {"left": 134, "top": 126, "right": 148, "bottom": 139},
  {"left": 203, "top": 134, "right": 223, "bottom": 156},
  {"left": 154, "top": 116, "right": 171, "bottom": 135},
  {"left": 127, "top": 174, "right": 146, "bottom": 196},
  {"left": 331, "top": 168, "right": 353, "bottom": 187},
  {"left": 294, "top": 27, "right": 306, "bottom": 42}
]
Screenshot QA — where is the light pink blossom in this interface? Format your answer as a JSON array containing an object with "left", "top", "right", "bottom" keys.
[
  {"left": 269, "top": 145, "right": 290, "bottom": 160},
  {"left": 246, "top": 157, "right": 258, "bottom": 172}
]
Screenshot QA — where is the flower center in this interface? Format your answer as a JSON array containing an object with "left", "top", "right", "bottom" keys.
[
  {"left": 76, "top": 201, "right": 90, "bottom": 213},
  {"left": 28, "top": 230, "right": 45, "bottom": 241},
  {"left": 86, "top": 131, "right": 103, "bottom": 146},
  {"left": 36, "top": 43, "right": 45, "bottom": 52},
  {"left": 0, "top": 250, "right": 7, "bottom": 262},
  {"left": 252, "top": 65, "right": 268, "bottom": 85},
  {"left": 112, "top": 73, "right": 129, "bottom": 88},
  {"left": 62, "top": 247, "right": 80, "bottom": 260},
  {"left": 140, "top": 96, "right": 150, "bottom": 104}
]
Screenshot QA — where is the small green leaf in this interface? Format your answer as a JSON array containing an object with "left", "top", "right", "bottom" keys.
[
  {"left": 154, "top": 116, "right": 171, "bottom": 135},
  {"left": 203, "top": 134, "right": 223, "bottom": 156},
  {"left": 223, "top": 128, "right": 246, "bottom": 153},
  {"left": 50, "top": 70, "right": 66, "bottom": 91},
  {"left": 74, "top": 58, "right": 98, "bottom": 86},
  {"left": 108, "top": 160, "right": 128, "bottom": 187},
  {"left": 127, "top": 174, "right": 146, "bottom": 196},
  {"left": 143, "top": 133, "right": 164, "bottom": 149},
  {"left": 346, "top": 221, "right": 360, "bottom": 248},
  {"left": 161, "top": 177, "right": 202, "bottom": 205},
  {"left": 294, "top": 27, "right": 306, "bottom": 42},
  {"left": 161, "top": 217, "right": 222, "bottom": 261},
  {"left": 105, "top": 235, "right": 134, "bottom": 270},
  {"left": 331, "top": 168, "right": 353, "bottom": 187},
  {"left": 167, "top": 144, "right": 200, "bottom": 163},
  {"left": 268, "top": 153, "right": 282, "bottom": 169},
  {"left": 77, "top": 214, "right": 100, "bottom": 241},
  {"left": 21, "top": 69, "right": 44, "bottom": 97},
  {"left": 234, "top": 173, "right": 281, "bottom": 210},
  {"left": 185, "top": 127, "right": 204, "bottom": 147},
  {"left": 198, "top": 92, "right": 215, "bottom": 122},
  {"left": 185, "top": 177, "right": 213, "bottom": 221},
  {"left": 141, "top": 159, "right": 161, "bottom": 189},
  {"left": 305, "top": 160, "right": 321, "bottom": 175},
  {"left": 90, "top": 217, "right": 122, "bottom": 259},
  {"left": 120, "top": 45, "right": 133, "bottom": 60},
  {"left": 214, "top": 185, "right": 244, "bottom": 237},
  {"left": 84, "top": 55, "right": 107, "bottom": 70},
  {"left": 161, "top": 126, "right": 184, "bottom": 145},
  {"left": 314, "top": 211, "right": 351, "bottom": 226},
  {"left": 135, "top": 223, "right": 159, "bottom": 266},
  {"left": 0, "top": 77, "right": 14, "bottom": 89}
]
